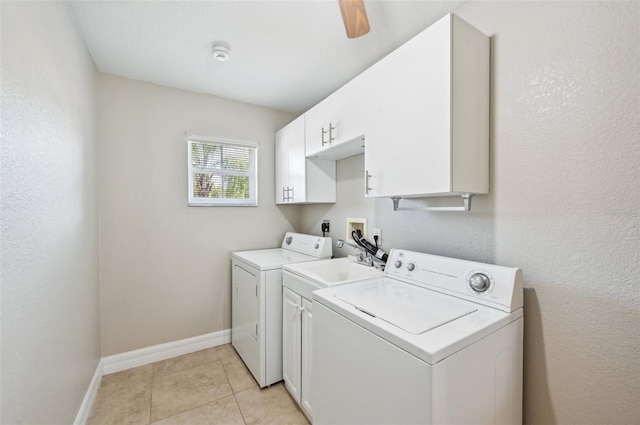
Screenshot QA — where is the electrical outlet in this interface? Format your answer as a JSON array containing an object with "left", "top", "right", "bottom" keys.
[
  {"left": 373, "top": 228, "right": 381, "bottom": 244},
  {"left": 321, "top": 220, "right": 330, "bottom": 234}
]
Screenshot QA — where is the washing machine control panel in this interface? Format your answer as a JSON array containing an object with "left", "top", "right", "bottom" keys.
[{"left": 384, "top": 249, "right": 523, "bottom": 312}]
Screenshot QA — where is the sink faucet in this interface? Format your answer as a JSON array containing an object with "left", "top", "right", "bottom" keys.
[
  {"left": 337, "top": 239, "right": 362, "bottom": 250},
  {"left": 337, "top": 239, "right": 384, "bottom": 270}
]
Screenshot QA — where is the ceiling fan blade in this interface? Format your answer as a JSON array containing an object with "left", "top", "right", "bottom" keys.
[{"left": 338, "top": 0, "right": 370, "bottom": 39}]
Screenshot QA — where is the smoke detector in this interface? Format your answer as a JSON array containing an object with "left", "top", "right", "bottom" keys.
[{"left": 212, "top": 43, "right": 231, "bottom": 62}]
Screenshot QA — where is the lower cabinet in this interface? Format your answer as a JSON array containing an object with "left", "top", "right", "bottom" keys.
[
  {"left": 300, "top": 297, "right": 313, "bottom": 417},
  {"left": 282, "top": 287, "right": 313, "bottom": 420}
]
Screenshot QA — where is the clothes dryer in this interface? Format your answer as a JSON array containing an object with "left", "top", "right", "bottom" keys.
[{"left": 232, "top": 232, "right": 332, "bottom": 387}]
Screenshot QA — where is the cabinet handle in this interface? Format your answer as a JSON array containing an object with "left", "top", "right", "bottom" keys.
[
  {"left": 365, "top": 170, "right": 372, "bottom": 195},
  {"left": 235, "top": 286, "right": 239, "bottom": 300},
  {"left": 321, "top": 127, "right": 329, "bottom": 146},
  {"left": 283, "top": 186, "right": 294, "bottom": 202},
  {"left": 329, "top": 123, "right": 336, "bottom": 142},
  {"left": 289, "top": 187, "right": 294, "bottom": 202}
]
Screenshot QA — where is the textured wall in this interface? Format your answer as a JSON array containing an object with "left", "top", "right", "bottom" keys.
[
  {"left": 302, "top": 2, "right": 639, "bottom": 424},
  {"left": 0, "top": 2, "right": 101, "bottom": 424},
  {"left": 97, "top": 74, "right": 299, "bottom": 356}
]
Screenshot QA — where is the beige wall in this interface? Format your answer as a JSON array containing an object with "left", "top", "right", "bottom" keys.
[
  {"left": 97, "top": 74, "right": 299, "bottom": 356},
  {"left": 0, "top": 2, "right": 101, "bottom": 423},
  {"left": 302, "top": 2, "right": 639, "bottom": 424}
]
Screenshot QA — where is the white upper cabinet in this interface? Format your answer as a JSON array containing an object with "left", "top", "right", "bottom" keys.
[
  {"left": 304, "top": 76, "right": 367, "bottom": 160},
  {"left": 363, "top": 14, "right": 489, "bottom": 199},
  {"left": 275, "top": 115, "right": 336, "bottom": 204},
  {"left": 274, "top": 14, "right": 488, "bottom": 205},
  {"left": 275, "top": 115, "right": 303, "bottom": 203}
]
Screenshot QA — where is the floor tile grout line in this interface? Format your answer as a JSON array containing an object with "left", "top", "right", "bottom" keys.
[
  {"left": 148, "top": 395, "right": 236, "bottom": 425},
  {"left": 147, "top": 377, "right": 153, "bottom": 425},
  {"left": 232, "top": 393, "right": 249, "bottom": 425},
  {"left": 147, "top": 347, "right": 230, "bottom": 423},
  {"left": 150, "top": 348, "right": 223, "bottom": 379},
  {"left": 148, "top": 345, "right": 244, "bottom": 423},
  {"left": 151, "top": 357, "right": 223, "bottom": 381},
  {"left": 223, "top": 350, "right": 252, "bottom": 425},
  {"left": 149, "top": 373, "right": 234, "bottom": 422},
  {"left": 148, "top": 385, "right": 236, "bottom": 422}
]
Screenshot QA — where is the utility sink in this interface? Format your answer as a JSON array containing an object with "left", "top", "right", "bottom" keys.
[{"left": 283, "top": 257, "right": 383, "bottom": 301}]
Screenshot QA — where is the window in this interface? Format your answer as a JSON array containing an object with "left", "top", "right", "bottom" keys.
[{"left": 188, "top": 137, "right": 258, "bottom": 206}]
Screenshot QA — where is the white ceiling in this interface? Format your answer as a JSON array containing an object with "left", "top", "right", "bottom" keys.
[{"left": 68, "top": 0, "right": 464, "bottom": 113}]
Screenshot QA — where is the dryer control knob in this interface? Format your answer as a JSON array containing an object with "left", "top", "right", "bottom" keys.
[
  {"left": 469, "top": 273, "right": 490, "bottom": 292},
  {"left": 314, "top": 243, "right": 319, "bottom": 249},
  {"left": 407, "top": 263, "right": 416, "bottom": 272},
  {"left": 394, "top": 260, "right": 403, "bottom": 268},
  {"left": 285, "top": 236, "right": 292, "bottom": 245}
]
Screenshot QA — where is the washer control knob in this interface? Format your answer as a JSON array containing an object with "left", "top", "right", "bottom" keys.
[
  {"left": 469, "top": 273, "right": 490, "bottom": 292},
  {"left": 394, "top": 260, "right": 403, "bottom": 268},
  {"left": 407, "top": 263, "right": 416, "bottom": 272},
  {"left": 285, "top": 236, "right": 292, "bottom": 245},
  {"left": 314, "top": 243, "right": 319, "bottom": 249}
]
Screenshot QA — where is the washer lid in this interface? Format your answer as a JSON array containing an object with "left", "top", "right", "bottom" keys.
[{"left": 335, "top": 280, "right": 476, "bottom": 334}]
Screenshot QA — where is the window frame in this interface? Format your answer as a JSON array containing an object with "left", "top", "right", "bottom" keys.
[{"left": 187, "top": 137, "right": 258, "bottom": 207}]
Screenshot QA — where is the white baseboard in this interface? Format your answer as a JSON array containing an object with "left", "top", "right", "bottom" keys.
[
  {"left": 102, "top": 329, "right": 231, "bottom": 375},
  {"left": 73, "top": 359, "right": 103, "bottom": 425}
]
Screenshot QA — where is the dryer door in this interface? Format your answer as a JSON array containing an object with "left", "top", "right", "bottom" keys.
[
  {"left": 232, "top": 262, "right": 260, "bottom": 379},
  {"left": 233, "top": 263, "right": 259, "bottom": 340}
]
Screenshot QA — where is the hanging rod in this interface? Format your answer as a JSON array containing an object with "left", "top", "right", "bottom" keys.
[{"left": 391, "top": 193, "right": 474, "bottom": 212}]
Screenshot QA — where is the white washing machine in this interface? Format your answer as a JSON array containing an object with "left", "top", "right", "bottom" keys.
[
  {"left": 312, "top": 249, "right": 524, "bottom": 425},
  {"left": 231, "top": 232, "right": 332, "bottom": 388}
]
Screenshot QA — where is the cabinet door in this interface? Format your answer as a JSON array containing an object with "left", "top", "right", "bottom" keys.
[
  {"left": 287, "top": 122, "right": 306, "bottom": 203},
  {"left": 364, "top": 16, "right": 452, "bottom": 198},
  {"left": 282, "top": 288, "right": 302, "bottom": 403},
  {"left": 300, "top": 297, "right": 314, "bottom": 420},
  {"left": 275, "top": 115, "right": 305, "bottom": 204},
  {"left": 305, "top": 78, "right": 367, "bottom": 158},
  {"left": 275, "top": 126, "right": 289, "bottom": 204}
]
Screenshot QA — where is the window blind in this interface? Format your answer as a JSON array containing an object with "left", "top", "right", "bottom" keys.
[{"left": 188, "top": 138, "right": 257, "bottom": 206}]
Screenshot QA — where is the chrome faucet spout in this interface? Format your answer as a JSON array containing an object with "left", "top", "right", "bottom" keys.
[
  {"left": 337, "top": 239, "right": 383, "bottom": 269},
  {"left": 337, "top": 239, "right": 362, "bottom": 250}
]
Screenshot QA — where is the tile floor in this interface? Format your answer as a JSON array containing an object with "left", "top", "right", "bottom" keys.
[{"left": 88, "top": 344, "right": 309, "bottom": 425}]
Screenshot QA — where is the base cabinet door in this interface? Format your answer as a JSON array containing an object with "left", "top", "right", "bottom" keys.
[
  {"left": 282, "top": 288, "right": 302, "bottom": 403},
  {"left": 300, "top": 298, "right": 314, "bottom": 419},
  {"left": 283, "top": 288, "right": 315, "bottom": 421}
]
